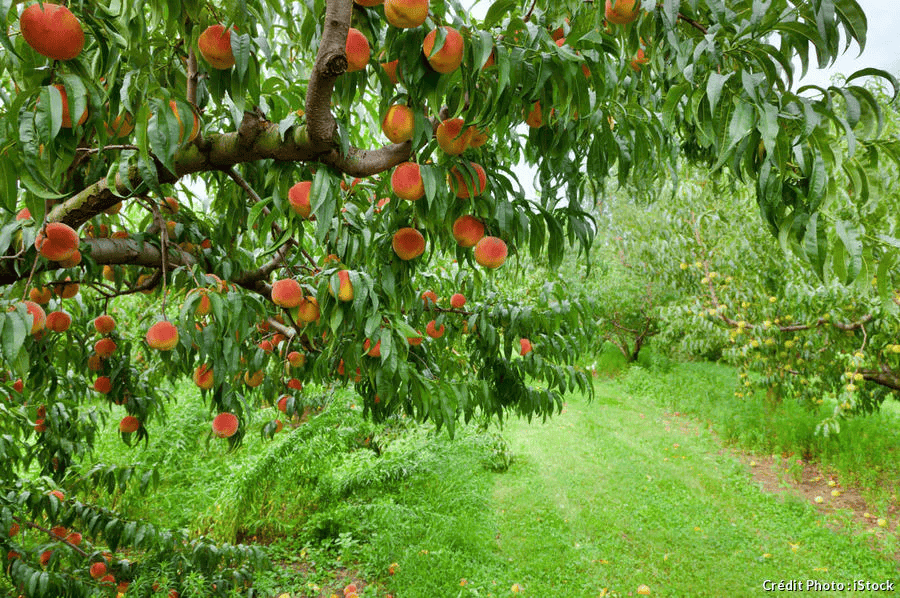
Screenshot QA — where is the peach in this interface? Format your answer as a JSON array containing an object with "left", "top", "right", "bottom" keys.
[
  {"left": 450, "top": 162, "right": 487, "bottom": 198},
  {"left": 89, "top": 562, "right": 107, "bottom": 580},
  {"left": 468, "top": 127, "right": 489, "bottom": 148},
  {"left": 102, "top": 265, "right": 116, "bottom": 282},
  {"left": 436, "top": 118, "right": 471, "bottom": 155},
  {"left": 450, "top": 293, "right": 466, "bottom": 308},
  {"left": 421, "top": 290, "right": 438, "bottom": 306},
  {"left": 145, "top": 321, "right": 179, "bottom": 351},
  {"left": 258, "top": 340, "right": 274, "bottom": 353},
  {"left": 244, "top": 370, "right": 264, "bottom": 387},
  {"left": 154, "top": 100, "right": 199, "bottom": 142},
  {"left": 605, "top": 0, "right": 641, "bottom": 25},
  {"left": 474, "top": 236, "right": 508, "bottom": 268},
  {"left": 331, "top": 270, "right": 354, "bottom": 301},
  {"left": 630, "top": 48, "right": 648, "bottom": 71},
  {"left": 161, "top": 196, "right": 179, "bottom": 214},
  {"left": 45, "top": 310, "right": 71, "bottom": 332},
  {"left": 93, "top": 376, "right": 112, "bottom": 394},
  {"left": 40, "top": 550, "right": 53, "bottom": 567},
  {"left": 106, "top": 113, "right": 133, "bottom": 138},
  {"left": 34, "top": 418, "right": 47, "bottom": 433},
  {"left": 525, "top": 101, "right": 543, "bottom": 128},
  {"left": 345, "top": 28, "right": 370, "bottom": 72},
  {"left": 20, "top": 3, "right": 84, "bottom": 61},
  {"left": 423, "top": 26, "right": 464, "bottom": 74},
  {"left": 391, "top": 162, "right": 425, "bottom": 200},
  {"left": 288, "top": 181, "right": 313, "bottom": 218},
  {"left": 16, "top": 208, "right": 32, "bottom": 220},
  {"left": 274, "top": 419, "right": 284, "bottom": 433},
  {"left": 364, "top": 338, "right": 381, "bottom": 357},
  {"left": 119, "top": 415, "right": 140, "bottom": 433},
  {"left": 452, "top": 215, "right": 485, "bottom": 247},
  {"left": 287, "top": 378, "right": 303, "bottom": 390},
  {"left": 212, "top": 413, "right": 239, "bottom": 438},
  {"left": 271, "top": 278, "right": 304, "bottom": 308},
  {"left": 87, "top": 354, "right": 103, "bottom": 371},
  {"left": 425, "top": 320, "right": 444, "bottom": 339},
  {"left": 57, "top": 249, "right": 82, "bottom": 267},
  {"left": 287, "top": 351, "right": 306, "bottom": 367},
  {"left": 192, "top": 290, "right": 211, "bottom": 316},
  {"left": 65, "top": 532, "right": 82, "bottom": 546},
  {"left": 294, "top": 296, "right": 321, "bottom": 323},
  {"left": 392, "top": 227, "right": 425, "bottom": 260},
  {"left": 277, "top": 395, "right": 290, "bottom": 412},
  {"left": 520, "top": 338, "right": 533, "bottom": 355},
  {"left": 59, "top": 277, "right": 79, "bottom": 298},
  {"left": 50, "top": 490, "right": 65, "bottom": 501},
  {"left": 19, "top": 300, "right": 46, "bottom": 334},
  {"left": 382, "top": 104, "right": 415, "bottom": 143},
  {"left": 193, "top": 364, "right": 214, "bottom": 389},
  {"left": 381, "top": 59, "right": 400, "bottom": 84},
  {"left": 12, "top": 378, "right": 23, "bottom": 393},
  {"left": 407, "top": 332, "right": 424, "bottom": 346},
  {"left": 198, "top": 24, "right": 235, "bottom": 69},
  {"left": 35, "top": 222, "right": 79, "bottom": 261},
  {"left": 94, "top": 314, "right": 116, "bottom": 334},
  {"left": 48, "top": 84, "right": 88, "bottom": 128},
  {"left": 94, "top": 338, "right": 117, "bottom": 358},
  {"left": 29, "top": 286, "right": 52, "bottom": 304},
  {"left": 384, "top": 0, "right": 429, "bottom": 29}
]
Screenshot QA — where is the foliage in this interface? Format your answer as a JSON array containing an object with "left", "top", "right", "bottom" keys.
[{"left": 0, "top": 0, "right": 898, "bottom": 592}]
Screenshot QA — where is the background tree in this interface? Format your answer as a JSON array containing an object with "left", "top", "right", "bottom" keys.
[{"left": 0, "top": 0, "right": 896, "bottom": 594}]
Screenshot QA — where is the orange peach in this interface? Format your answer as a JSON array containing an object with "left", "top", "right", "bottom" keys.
[
  {"left": 381, "top": 59, "right": 400, "bottom": 84},
  {"left": 93, "top": 376, "right": 112, "bottom": 394},
  {"left": 198, "top": 24, "right": 235, "bottom": 70},
  {"left": 212, "top": 413, "right": 239, "bottom": 438},
  {"left": 161, "top": 196, "right": 179, "bottom": 214},
  {"left": 57, "top": 249, "right": 82, "bottom": 267},
  {"left": 384, "top": 0, "right": 429, "bottom": 29},
  {"left": 35, "top": 222, "right": 79, "bottom": 261},
  {"left": 391, "top": 162, "right": 425, "bottom": 200},
  {"left": 392, "top": 227, "right": 425, "bottom": 260},
  {"left": 605, "top": 0, "right": 641, "bottom": 25},
  {"left": 452, "top": 215, "right": 485, "bottom": 247},
  {"left": 364, "top": 338, "right": 382, "bottom": 357},
  {"left": 106, "top": 113, "right": 133, "bottom": 138},
  {"left": 421, "top": 290, "right": 438, "bottom": 306},
  {"left": 145, "top": 321, "right": 179, "bottom": 351},
  {"left": 382, "top": 104, "right": 415, "bottom": 143},
  {"left": 119, "top": 415, "right": 140, "bottom": 433},
  {"left": 630, "top": 47, "right": 648, "bottom": 71},
  {"left": 436, "top": 118, "right": 471, "bottom": 155},
  {"left": 94, "top": 314, "right": 116, "bottom": 334},
  {"left": 423, "top": 26, "right": 464, "bottom": 73},
  {"left": 288, "top": 180, "right": 313, "bottom": 218},
  {"left": 287, "top": 351, "right": 306, "bottom": 367},
  {"left": 29, "top": 287, "right": 52, "bottom": 304},
  {"left": 425, "top": 320, "right": 444, "bottom": 339},
  {"left": 526, "top": 101, "right": 543, "bottom": 128},
  {"left": 45, "top": 310, "right": 71, "bottom": 332},
  {"left": 244, "top": 370, "right": 264, "bottom": 387},
  {"left": 520, "top": 338, "right": 533, "bottom": 355},
  {"left": 330, "top": 270, "right": 354, "bottom": 302},
  {"left": 193, "top": 364, "right": 214, "bottom": 389},
  {"left": 450, "top": 162, "right": 487, "bottom": 198},
  {"left": 16, "top": 208, "right": 32, "bottom": 220},
  {"left": 19, "top": 300, "right": 46, "bottom": 334},
  {"left": 407, "top": 332, "right": 424, "bottom": 345},
  {"left": 450, "top": 293, "right": 466, "bottom": 308},
  {"left": 345, "top": 28, "right": 370, "bottom": 72},
  {"left": 94, "top": 338, "right": 117, "bottom": 358},
  {"left": 294, "top": 296, "right": 321, "bottom": 323},
  {"left": 474, "top": 236, "right": 508, "bottom": 269},
  {"left": 20, "top": 3, "right": 84, "bottom": 61},
  {"left": 271, "top": 278, "right": 304, "bottom": 308}
]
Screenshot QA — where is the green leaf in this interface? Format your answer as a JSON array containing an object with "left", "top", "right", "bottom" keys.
[
  {"left": 706, "top": 72, "right": 731, "bottom": 115},
  {"left": 484, "top": 0, "right": 517, "bottom": 28},
  {"left": 802, "top": 212, "right": 827, "bottom": 280}
]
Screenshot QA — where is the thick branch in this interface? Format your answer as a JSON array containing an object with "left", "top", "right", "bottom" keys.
[{"left": 306, "top": 0, "right": 353, "bottom": 149}]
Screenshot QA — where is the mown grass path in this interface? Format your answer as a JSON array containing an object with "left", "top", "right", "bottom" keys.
[{"left": 489, "top": 381, "right": 899, "bottom": 597}]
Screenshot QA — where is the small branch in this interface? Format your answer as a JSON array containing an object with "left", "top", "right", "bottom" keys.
[
  {"left": 187, "top": 46, "right": 198, "bottom": 105},
  {"left": 232, "top": 243, "right": 291, "bottom": 288},
  {"left": 75, "top": 144, "right": 140, "bottom": 156},
  {"left": 523, "top": 0, "right": 538, "bottom": 23},
  {"left": 677, "top": 11, "right": 708, "bottom": 35}
]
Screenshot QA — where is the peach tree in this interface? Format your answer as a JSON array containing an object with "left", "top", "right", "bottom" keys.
[{"left": 0, "top": 0, "right": 896, "bottom": 594}]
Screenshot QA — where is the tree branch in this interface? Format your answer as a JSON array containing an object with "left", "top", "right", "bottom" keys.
[{"left": 306, "top": 0, "right": 353, "bottom": 150}]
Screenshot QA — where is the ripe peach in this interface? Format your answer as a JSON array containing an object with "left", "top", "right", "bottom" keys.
[
  {"left": 287, "top": 378, "right": 303, "bottom": 390},
  {"left": 29, "top": 287, "right": 52, "bottom": 304},
  {"left": 364, "top": 338, "right": 381, "bottom": 357},
  {"left": 407, "top": 333, "right": 424, "bottom": 346},
  {"left": 93, "top": 376, "right": 112, "bottom": 394},
  {"left": 145, "top": 321, "right": 179, "bottom": 351},
  {"left": 287, "top": 351, "right": 306, "bottom": 367},
  {"left": 277, "top": 395, "right": 290, "bottom": 412},
  {"left": 330, "top": 270, "right": 354, "bottom": 302},
  {"left": 50, "top": 490, "right": 65, "bottom": 501},
  {"left": 258, "top": 340, "right": 274, "bottom": 353},
  {"left": 9, "top": 523, "right": 19, "bottom": 537},
  {"left": 87, "top": 353, "right": 103, "bottom": 371},
  {"left": 474, "top": 236, "right": 508, "bottom": 269},
  {"left": 154, "top": 100, "right": 199, "bottom": 142},
  {"left": 35, "top": 222, "right": 79, "bottom": 261},
  {"left": 436, "top": 118, "right": 471, "bottom": 155},
  {"left": 525, "top": 102, "right": 543, "bottom": 128},
  {"left": 392, "top": 227, "right": 426, "bottom": 260},
  {"left": 57, "top": 249, "right": 82, "bottom": 268},
  {"left": 65, "top": 532, "right": 82, "bottom": 546},
  {"left": 274, "top": 419, "right": 284, "bottom": 433},
  {"left": 94, "top": 338, "right": 117, "bottom": 358},
  {"left": 345, "top": 28, "right": 370, "bottom": 72},
  {"left": 605, "top": 0, "right": 641, "bottom": 25},
  {"left": 630, "top": 47, "right": 648, "bottom": 71},
  {"left": 16, "top": 207, "right": 31, "bottom": 220},
  {"left": 198, "top": 24, "right": 235, "bottom": 69},
  {"left": 294, "top": 296, "right": 321, "bottom": 323},
  {"left": 381, "top": 59, "right": 400, "bottom": 84},
  {"left": 40, "top": 550, "right": 53, "bottom": 567},
  {"left": 106, "top": 113, "right": 134, "bottom": 138},
  {"left": 382, "top": 104, "right": 415, "bottom": 143},
  {"left": 425, "top": 320, "right": 445, "bottom": 339},
  {"left": 421, "top": 290, "right": 438, "bottom": 306},
  {"left": 468, "top": 127, "right": 489, "bottom": 148},
  {"left": 520, "top": 338, "right": 533, "bottom": 355},
  {"left": 59, "top": 277, "right": 79, "bottom": 299},
  {"left": 20, "top": 3, "right": 84, "bottom": 61},
  {"left": 193, "top": 364, "right": 214, "bottom": 389},
  {"left": 450, "top": 162, "right": 487, "bottom": 198},
  {"left": 288, "top": 181, "right": 313, "bottom": 218},
  {"left": 391, "top": 162, "right": 425, "bottom": 200},
  {"left": 423, "top": 26, "right": 464, "bottom": 73},
  {"left": 450, "top": 293, "right": 466, "bottom": 308},
  {"left": 34, "top": 418, "right": 47, "bottom": 432},
  {"left": 452, "top": 215, "right": 485, "bottom": 247},
  {"left": 19, "top": 300, "right": 46, "bottom": 334},
  {"left": 271, "top": 278, "right": 304, "bottom": 308},
  {"left": 119, "top": 415, "right": 140, "bottom": 433},
  {"left": 102, "top": 265, "right": 116, "bottom": 282},
  {"left": 45, "top": 84, "right": 88, "bottom": 128},
  {"left": 45, "top": 310, "right": 71, "bottom": 332},
  {"left": 94, "top": 314, "right": 116, "bottom": 334},
  {"left": 244, "top": 370, "right": 264, "bottom": 387},
  {"left": 212, "top": 413, "right": 239, "bottom": 438},
  {"left": 384, "top": 0, "right": 428, "bottom": 29},
  {"left": 191, "top": 290, "right": 211, "bottom": 316}
]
